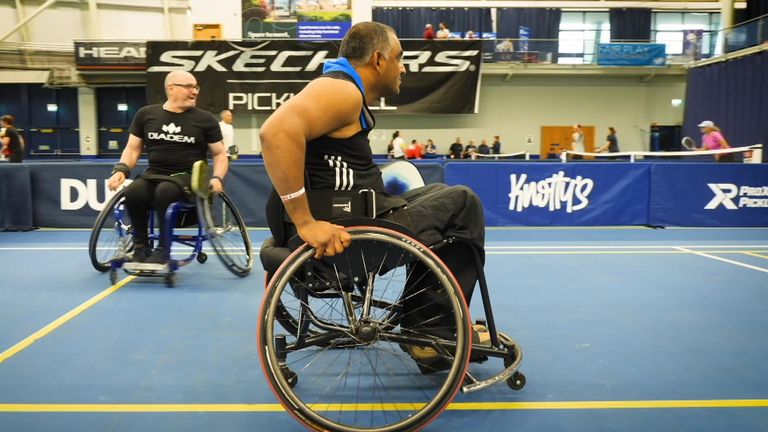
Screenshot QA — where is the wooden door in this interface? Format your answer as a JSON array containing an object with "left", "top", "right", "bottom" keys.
[
  {"left": 194, "top": 24, "right": 222, "bottom": 40},
  {"left": 540, "top": 126, "right": 595, "bottom": 159}
]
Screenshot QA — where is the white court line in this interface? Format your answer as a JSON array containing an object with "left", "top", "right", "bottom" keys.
[
  {"left": 675, "top": 247, "right": 768, "bottom": 274},
  {"left": 485, "top": 245, "right": 768, "bottom": 249}
]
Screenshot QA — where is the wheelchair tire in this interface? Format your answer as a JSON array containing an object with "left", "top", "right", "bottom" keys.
[
  {"left": 89, "top": 189, "right": 132, "bottom": 273},
  {"left": 258, "top": 226, "right": 471, "bottom": 432},
  {"left": 201, "top": 192, "right": 253, "bottom": 277}
]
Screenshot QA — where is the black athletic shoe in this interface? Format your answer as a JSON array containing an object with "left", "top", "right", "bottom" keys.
[
  {"left": 131, "top": 244, "right": 151, "bottom": 263},
  {"left": 145, "top": 247, "right": 169, "bottom": 264}
]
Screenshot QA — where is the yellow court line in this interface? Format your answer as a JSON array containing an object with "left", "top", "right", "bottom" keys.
[
  {"left": 0, "top": 276, "right": 136, "bottom": 363},
  {"left": 1, "top": 399, "right": 768, "bottom": 412},
  {"left": 744, "top": 251, "right": 768, "bottom": 260}
]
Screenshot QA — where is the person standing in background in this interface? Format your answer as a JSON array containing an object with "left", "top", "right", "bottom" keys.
[
  {"left": 423, "top": 23, "right": 434, "bottom": 40},
  {"left": 598, "top": 127, "right": 619, "bottom": 153},
  {"left": 391, "top": 130, "right": 405, "bottom": 159},
  {"left": 1, "top": 115, "right": 24, "bottom": 163},
  {"left": 698, "top": 120, "right": 733, "bottom": 162},
  {"left": 492, "top": 135, "right": 501, "bottom": 155},
  {"left": 571, "top": 123, "right": 584, "bottom": 159},
  {"left": 219, "top": 110, "right": 238, "bottom": 160},
  {"left": 436, "top": 22, "right": 450, "bottom": 39}
]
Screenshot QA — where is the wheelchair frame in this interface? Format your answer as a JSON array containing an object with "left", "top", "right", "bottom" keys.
[
  {"left": 258, "top": 217, "right": 525, "bottom": 432},
  {"left": 89, "top": 187, "right": 253, "bottom": 287}
]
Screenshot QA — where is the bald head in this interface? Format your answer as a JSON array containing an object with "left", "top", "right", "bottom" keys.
[{"left": 164, "top": 70, "right": 199, "bottom": 111}]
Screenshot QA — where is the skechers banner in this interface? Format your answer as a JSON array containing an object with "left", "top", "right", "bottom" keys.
[
  {"left": 444, "top": 163, "right": 651, "bottom": 226},
  {"left": 650, "top": 164, "right": 768, "bottom": 227},
  {"left": 145, "top": 40, "right": 482, "bottom": 114}
]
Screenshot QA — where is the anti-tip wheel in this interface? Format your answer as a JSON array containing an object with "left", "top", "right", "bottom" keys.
[
  {"left": 507, "top": 372, "right": 526, "bottom": 390},
  {"left": 196, "top": 252, "right": 208, "bottom": 264}
]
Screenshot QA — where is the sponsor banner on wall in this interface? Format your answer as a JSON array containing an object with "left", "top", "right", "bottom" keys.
[
  {"left": 145, "top": 40, "right": 482, "bottom": 114},
  {"left": 242, "top": 0, "right": 352, "bottom": 40},
  {"left": 74, "top": 41, "right": 147, "bottom": 71},
  {"left": 597, "top": 43, "right": 667, "bottom": 66},
  {"left": 650, "top": 164, "right": 768, "bottom": 227},
  {"left": 24, "top": 162, "right": 443, "bottom": 228},
  {"left": 444, "top": 162, "right": 651, "bottom": 226}
]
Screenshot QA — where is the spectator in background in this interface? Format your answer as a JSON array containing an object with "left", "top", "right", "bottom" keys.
[
  {"left": 219, "top": 109, "right": 238, "bottom": 160},
  {"left": 478, "top": 139, "right": 490, "bottom": 155},
  {"left": 406, "top": 139, "right": 421, "bottom": 159},
  {"left": 495, "top": 39, "right": 514, "bottom": 62},
  {"left": 448, "top": 137, "right": 463, "bottom": 159},
  {"left": 465, "top": 30, "right": 477, "bottom": 40},
  {"left": 571, "top": 123, "right": 584, "bottom": 159},
  {"left": 391, "top": 130, "right": 405, "bottom": 159},
  {"left": 0, "top": 115, "right": 24, "bottom": 163},
  {"left": 436, "top": 22, "right": 450, "bottom": 39},
  {"left": 424, "top": 138, "right": 438, "bottom": 158},
  {"left": 423, "top": 23, "right": 434, "bottom": 40},
  {"left": 597, "top": 127, "right": 620, "bottom": 153},
  {"left": 463, "top": 140, "right": 478, "bottom": 159},
  {"left": 698, "top": 120, "right": 733, "bottom": 162},
  {"left": 492, "top": 135, "right": 501, "bottom": 154}
]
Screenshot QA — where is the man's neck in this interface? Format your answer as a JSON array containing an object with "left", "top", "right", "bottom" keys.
[
  {"left": 163, "top": 101, "right": 189, "bottom": 113},
  {"left": 356, "top": 68, "right": 382, "bottom": 106}
]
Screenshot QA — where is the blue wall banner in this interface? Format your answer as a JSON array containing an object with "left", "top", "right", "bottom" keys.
[
  {"left": 597, "top": 43, "right": 667, "bottom": 66},
  {"left": 444, "top": 163, "right": 651, "bottom": 226},
  {"left": 22, "top": 162, "right": 444, "bottom": 228},
  {"left": 650, "top": 164, "right": 768, "bottom": 227},
  {"left": 7, "top": 162, "right": 766, "bottom": 228}
]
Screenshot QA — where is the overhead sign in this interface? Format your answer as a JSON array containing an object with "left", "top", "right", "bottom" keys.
[
  {"left": 145, "top": 40, "right": 483, "bottom": 114},
  {"left": 598, "top": 43, "right": 667, "bottom": 66},
  {"left": 74, "top": 41, "right": 147, "bottom": 71}
]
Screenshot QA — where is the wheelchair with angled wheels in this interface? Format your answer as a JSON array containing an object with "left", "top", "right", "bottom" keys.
[
  {"left": 257, "top": 161, "right": 525, "bottom": 432},
  {"left": 88, "top": 162, "right": 253, "bottom": 287}
]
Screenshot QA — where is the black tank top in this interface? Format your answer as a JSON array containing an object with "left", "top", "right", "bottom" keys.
[{"left": 305, "top": 71, "right": 405, "bottom": 214}]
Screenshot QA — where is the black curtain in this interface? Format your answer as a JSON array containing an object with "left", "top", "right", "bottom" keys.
[
  {"left": 745, "top": 0, "right": 768, "bottom": 21},
  {"left": 609, "top": 8, "right": 652, "bottom": 42},
  {"left": 683, "top": 51, "right": 768, "bottom": 160},
  {"left": 372, "top": 8, "right": 492, "bottom": 39},
  {"left": 496, "top": 8, "right": 562, "bottom": 60}
]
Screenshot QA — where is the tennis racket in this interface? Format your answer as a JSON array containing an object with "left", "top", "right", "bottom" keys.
[{"left": 681, "top": 136, "right": 697, "bottom": 150}]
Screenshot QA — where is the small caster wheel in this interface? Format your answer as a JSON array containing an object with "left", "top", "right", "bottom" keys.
[
  {"left": 507, "top": 372, "right": 526, "bottom": 390},
  {"left": 197, "top": 252, "right": 208, "bottom": 264},
  {"left": 109, "top": 269, "right": 118, "bottom": 285},
  {"left": 165, "top": 273, "right": 176, "bottom": 288},
  {"left": 282, "top": 367, "right": 298, "bottom": 388}
]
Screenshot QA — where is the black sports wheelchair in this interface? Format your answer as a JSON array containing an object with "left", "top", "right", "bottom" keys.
[
  {"left": 88, "top": 161, "right": 253, "bottom": 287},
  {"left": 258, "top": 161, "right": 525, "bottom": 432}
]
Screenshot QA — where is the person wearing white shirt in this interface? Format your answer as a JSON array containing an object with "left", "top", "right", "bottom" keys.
[
  {"left": 219, "top": 110, "right": 237, "bottom": 160},
  {"left": 391, "top": 130, "right": 405, "bottom": 159},
  {"left": 571, "top": 123, "right": 584, "bottom": 152}
]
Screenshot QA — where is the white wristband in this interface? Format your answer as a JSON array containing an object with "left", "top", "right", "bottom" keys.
[{"left": 280, "top": 187, "right": 306, "bottom": 202}]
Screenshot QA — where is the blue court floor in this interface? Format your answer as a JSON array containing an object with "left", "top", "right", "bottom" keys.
[{"left": 1, "top": 227, "right": 767, "bottom": 432}]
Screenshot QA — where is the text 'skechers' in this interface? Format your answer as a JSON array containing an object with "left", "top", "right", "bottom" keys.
[{"left": 145, "top": 40, "right": 482, "bottom": 114}]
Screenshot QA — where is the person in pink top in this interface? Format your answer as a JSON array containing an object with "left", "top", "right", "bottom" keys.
[{"left": 698, "top": 120, "right": 734, "bottom": 162}]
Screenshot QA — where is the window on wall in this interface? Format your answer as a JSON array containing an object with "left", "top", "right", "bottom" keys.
[
  {"left": 558, "top": 12, "right": 610, "bottom": 64},
  {"left": 652, "top": 12, "right": 720, "bottom": 57}
]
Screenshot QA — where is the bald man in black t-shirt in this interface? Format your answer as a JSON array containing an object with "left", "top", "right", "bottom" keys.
[{"left": 107, "top": 71, "right": 228, "bottom": 264}]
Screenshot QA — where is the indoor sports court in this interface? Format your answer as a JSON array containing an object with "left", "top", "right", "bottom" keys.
[{"left": 1, "top": 1, "right": 767, "bottom": 431}]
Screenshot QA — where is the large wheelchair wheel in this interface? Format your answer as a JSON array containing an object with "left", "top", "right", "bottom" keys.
[
  {"left": 88, "top": 189, "right": 132, "bottom": 272},
  {"left": 201, "top": 192, "right": 253, "bottom": 277},
  {"left": 258, "top": 226, "right": 471, "bottom": 432}
]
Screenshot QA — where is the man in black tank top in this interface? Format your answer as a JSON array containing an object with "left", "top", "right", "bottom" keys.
[
  {"left": 107, "top": 71, "right": 229, "bottom": 264},
  {"left": 261, "top": 22, "right": 487, "bottom": 344}
]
